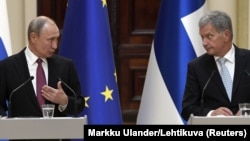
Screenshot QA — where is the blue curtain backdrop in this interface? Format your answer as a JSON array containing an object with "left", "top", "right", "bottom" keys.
[
  {"left": 137, "top": 0, "right": 206, "bottom": 124},
  {"left": 59, "top": 0, "right": 122, "bottom": 127}
]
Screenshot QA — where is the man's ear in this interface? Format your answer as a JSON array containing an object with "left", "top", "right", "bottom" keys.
[
  {"left": 30, "top": 32, "right": 37, "bottom": 43},
  {"left": 223, "top": 30, "right": 231, "bottom": 42}
]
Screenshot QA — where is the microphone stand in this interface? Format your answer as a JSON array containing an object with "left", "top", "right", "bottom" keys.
[
  {"left": 200, "top": 70, "right": 215, "bottom": 116},
  {"left": 8, "top": 76, "right": 34, "bottom": 118},
  {"left": 58, "top": 77, "right": 78, "bottom": 118}
]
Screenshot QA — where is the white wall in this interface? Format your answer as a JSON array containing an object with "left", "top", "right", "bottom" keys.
[
  {"left": 207, "top": 0, "right": 249, "bottom": 49},
  {"left": 249, "top": 1, "right": 250, "bottom": 49},
  {"left": 207, "top": 0, "right": 237, "bottom": 43},
  {"left": 6, "top": 0, "right": 36, "bottom": 54}
]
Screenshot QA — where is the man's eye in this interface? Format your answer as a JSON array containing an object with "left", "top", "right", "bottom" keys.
[{"left": 207, "top": 35, "right": 212, "bottom": 39}]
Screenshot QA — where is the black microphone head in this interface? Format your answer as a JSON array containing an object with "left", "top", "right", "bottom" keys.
[{"left": 57, "top": 77, "right": 62, "bottom": 82}]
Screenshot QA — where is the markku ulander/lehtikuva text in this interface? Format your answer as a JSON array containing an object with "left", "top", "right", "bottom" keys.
[{"left": 88, "top": 128, "right": 245, "bottom": 137}]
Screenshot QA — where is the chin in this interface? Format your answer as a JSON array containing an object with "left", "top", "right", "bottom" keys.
[{"left": 206, "top": 51, "right": 214, "bottom": 56}]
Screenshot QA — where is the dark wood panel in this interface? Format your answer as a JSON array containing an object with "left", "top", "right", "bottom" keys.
[
  {"left": 117, "top": 0, "right": 160, "bottom": 124},
  {"left": 132, "top": 0, "right": 161, "bottom": 33},
  {"left": 119, "top": 0, "right": 160, "bottom": 44},
  {"left": 37, "top": 0, "right": 68, "bottom": 29}
]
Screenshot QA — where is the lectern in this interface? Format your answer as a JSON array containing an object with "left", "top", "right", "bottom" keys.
[
  {"left": 0, "top": 116, "right": 87, "bottom": 140},
  {"left": 188, "top": 114, "right": 250, "bottom": 125}
]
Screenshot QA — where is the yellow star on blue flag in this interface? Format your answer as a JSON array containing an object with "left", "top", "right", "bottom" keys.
[{"left": 101, "top": 85, "right": 113, "bottom": 102}]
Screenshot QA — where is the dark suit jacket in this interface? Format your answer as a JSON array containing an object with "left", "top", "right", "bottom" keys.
[
  {"left": 181, "top": 46, "right": 250, "bottom": 121},
  {"left": 0, "top": 47, "right": 85, "bottom": 117}
]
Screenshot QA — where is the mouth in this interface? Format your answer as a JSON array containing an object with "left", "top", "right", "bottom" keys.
[
  {"left": 50, "top": 49, "right": 55, "bottom": 53},
  {"left": 48, "top": 51, "right": 55, "bottom": 56},
  {"left": 204, "top": 46, "right": 211, "bottom": 51}
]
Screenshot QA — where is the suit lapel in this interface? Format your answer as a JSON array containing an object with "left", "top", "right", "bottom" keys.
[
  {"left": 204, "top": 55, "right": 229, "bottom": 100},
  {"left": 232, "top": 47, "right": 247, "bottom": 99},
  {"left": 47, "top": 56, "right": 59, "bottom": 89},
  {"left": 13, "top": 49, "right": 41, "bottom": 110}
]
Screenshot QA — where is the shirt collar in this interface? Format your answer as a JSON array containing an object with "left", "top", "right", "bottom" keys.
[
  {"left": 25, "top": 46, "right": 47, "bottom": 65},
  {"left": 215, "top": 44, "right": 235, "bottom": 64}
]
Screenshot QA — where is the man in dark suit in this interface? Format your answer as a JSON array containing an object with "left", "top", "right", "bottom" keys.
[
  {"left": 181, "top": 10, "right": 250, "bottom": 121},
  {"left": 0, "top": 16, "right": 85, "bottom": 140}
]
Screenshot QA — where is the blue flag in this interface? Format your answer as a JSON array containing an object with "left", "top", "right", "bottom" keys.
[
  {"left": 0, "top": 0, "right": 11, "bottom": 62},
  {"left": 137, "top": 0, "right": 206, "bottom": 124},
  {"left": 59, "top": 0, "right": 123, "bottom": 125},
  {"left": 0, "top": 37, "right": 8, "bottom": 60}
]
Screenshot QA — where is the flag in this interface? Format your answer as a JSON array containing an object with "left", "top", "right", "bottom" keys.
[
  {"left": 0, "top": 1, "right": 12, "bottom": 141},
  {"left": 137, "top": 0, "right": 207, "bottom": 124},
  {"left": 0, "top": 0, "right": 12, "bottom": 60},
  {"left": 59, "top": 0, "right": 123, "bottom": 126},
  {"left": 0, "top": 37, "right": 8, "bottom": 60}
]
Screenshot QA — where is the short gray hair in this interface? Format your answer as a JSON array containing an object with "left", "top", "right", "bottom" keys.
[
  {"left": 199, "top": 10, "right": 233, "bottom": 39},
  {"left": 27, "top": 16, "right": 56, "bottom": 40}
]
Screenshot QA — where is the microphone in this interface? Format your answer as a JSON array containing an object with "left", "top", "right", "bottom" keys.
[
  {"left": 200, "top": 70, "right": 216, "bottom": 113},
  {"left": 8, "top": 76, "right": 34, "bottom": 118},
  {"left": 57, "top": 77, "right": 78, "bottom": 117}
]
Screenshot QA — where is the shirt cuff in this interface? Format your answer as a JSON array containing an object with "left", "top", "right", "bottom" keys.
[{"left": 58, "top": 103, "right": 68, "bottom": 112}]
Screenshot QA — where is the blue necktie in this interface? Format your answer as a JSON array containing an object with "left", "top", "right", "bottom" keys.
[
  {"left": 36, "top": 58, "right": 46, "bottom": 108},
  {"left": 218, "top": 57, "right": 232, "bottom": 101}
]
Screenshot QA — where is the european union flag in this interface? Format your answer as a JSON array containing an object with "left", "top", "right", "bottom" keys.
[{"left": 59, "top": 0, "right": 123, "bottom": 125}]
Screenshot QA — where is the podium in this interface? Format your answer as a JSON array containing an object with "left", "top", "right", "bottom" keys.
[
  {"left": 188, "top": 115, "right": 250, "bottom": 125},
  {"left": 0, "top": 116, "right": 87, "bottom": 140}
]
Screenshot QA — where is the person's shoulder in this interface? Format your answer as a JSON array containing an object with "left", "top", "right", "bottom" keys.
[
  {"left": 51, "top": 54, "right": 73, "bottom": 63},
  {"left": 52, "top": 54, "right": 70, "bottom": 60},
  {"left": 235, "top": 46, "right": 250, "bottom": 56},
  {"left": 0, "top": 50, "right": 23, "bottom": 63},
  {"left": 189, "top": 53, "right": 211, "bottom": 64}
]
